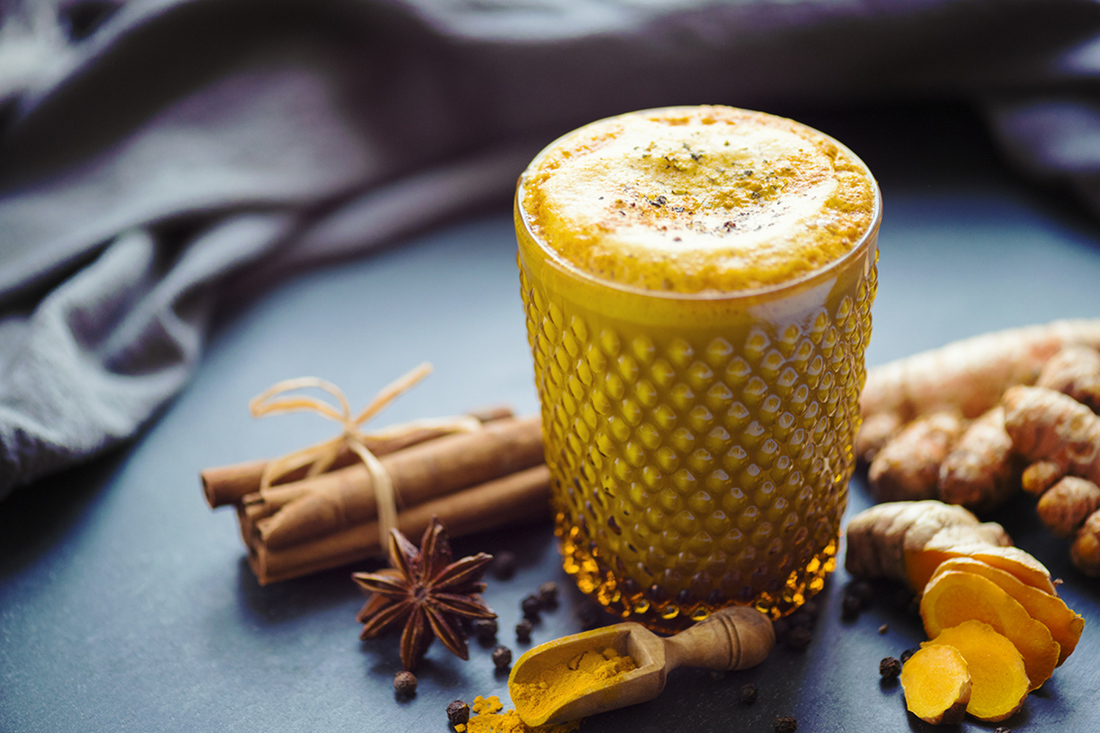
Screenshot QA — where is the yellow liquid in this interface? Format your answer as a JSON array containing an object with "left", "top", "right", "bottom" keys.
[{"left": 517, "top": 107, "right": 880, "bottom": 630}]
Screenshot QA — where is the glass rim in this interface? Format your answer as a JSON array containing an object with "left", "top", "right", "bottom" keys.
[{"left": 516, "top": 107, "right": 883, "bottom": 303}]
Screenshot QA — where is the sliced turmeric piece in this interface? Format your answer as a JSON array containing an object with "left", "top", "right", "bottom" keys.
[
  {"left": 923, "top": 621, "right": 1029, "bottom": 722},
  {"left": 932, "top": 557, "right": 1084, "bottom": 665},
  {"left": 900, "top": 645, "right": 971, "bottom": 725},
  {"left": 921, "top": 570, "right": 1060, "bottom": 690},
  {"left": 906, "top": 540, "right": 1055, "bottom": 596}
]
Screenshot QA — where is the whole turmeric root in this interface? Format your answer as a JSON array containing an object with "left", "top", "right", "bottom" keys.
[
  {"left": 860, "top": 319, "right": 1100, "bottom": 445},
  {"left": 1003, "top": 384, "right": 1100, "bottom": 576},
  {"left": 938, "top": 406, "right": 1020, "bottom": 513},
  {"left": 842, "top": 501, "right": 1053, "bottom": 593},
  {"left": 867, "top": 412, "right": 963, "bottom": 503}
]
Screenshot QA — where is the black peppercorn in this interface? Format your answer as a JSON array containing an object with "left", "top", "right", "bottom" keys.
[
  {"left": 515, "top": 618, "right": 533, "bottom": 643},
  {"left": 493, "top": 551, "right": 517, "bottom": 580},
  {"left": 492, "top": 645, "right": 512, "bottom": 670},
  {"left": 446, "top": 700, "right": 470, "bottom": 727},
  {"left": 474, "top": 618, "right": 498, "bottom": 643},
  {"left": 394, "top": 670, "right": 417, "bottom": 696},
  {"left": 847, "top": 580, "right": 874, "bottom": 609},
  {"left": 577, "top": 603, "right": 603, "bottom": 630},
  {"left": 841, "top": 593, "right": 862, "bottom": 620},
  {"left": 521, "top": 594, "right": 542, "bottom": 621},
  {"left": 773, "top": 714, "right": 798, "bottom": 732},
  {"left": 538, "top": 581, "right": 559, "bottom": 608},
  {"left": 785, "top": 626, "right": 812, "bottom": 652},
  {"left": 879, "top": 656, "right": 902, "bottom": 680},
  {"left": 993, "top": 727, "right": 1012, "bottom": 733},
  {"left": 771, "top": 617, "right": 790, "bottom": 642},
  {"left": 878, "top": 623, "right": 889, "bottom": 635},
  {"left": 900, "top": 647, "right": 919, "bottom": 664},
  {"left": 738, "top": 683, "right": 758, "bottom": 704},
  {"left": 788, "top": 609, "right": 815, "bottom": 630}
]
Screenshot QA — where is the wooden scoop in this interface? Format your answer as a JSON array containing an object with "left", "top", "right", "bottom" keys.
[{"left": 508, "top": 605, "right": 775, "bottom": 726}]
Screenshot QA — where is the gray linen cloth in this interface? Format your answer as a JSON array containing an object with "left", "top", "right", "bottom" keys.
[{"left": 1, "top": 0, "right": 1099, "bottom": 499}]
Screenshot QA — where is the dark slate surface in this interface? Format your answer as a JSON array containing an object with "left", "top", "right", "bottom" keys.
[{"left": 2, "top": 105, "right": 1099, "bottom": 732}]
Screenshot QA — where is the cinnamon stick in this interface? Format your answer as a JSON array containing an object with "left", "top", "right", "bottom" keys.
[
  {"left": 248, "top": 465, "right": 551, "bottom": 585},
  {"left": 254, "top": 416, "right": 543, "bottom": 550},
  {"left": 201, "top": 404, "right": 513, "bottom": 508}
]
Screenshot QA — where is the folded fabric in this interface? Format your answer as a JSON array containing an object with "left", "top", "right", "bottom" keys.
[{"left": 2, "top": 0, "right": 1099, "bottom": 499}]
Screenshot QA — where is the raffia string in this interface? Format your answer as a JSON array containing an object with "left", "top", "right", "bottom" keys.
[{"left": 248, "top": 363, "right": 481, "bottom": 542}]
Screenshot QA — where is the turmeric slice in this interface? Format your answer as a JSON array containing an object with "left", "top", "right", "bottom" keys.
[
  {"left": 844, "top": 501, "right": 1056, "bottom": 595},
  {"left": 906, "top": 540, "right": 1055, "bottom": 596},
  {"left": 920, "top": 570, "right": 1060, "bottom": 690},
  {"left": 931, "top": 557, "right": 1084, "bottom": 665},
  {"left": 923, "top": 621, "right": 1029, "bottom": 722},
  {"left": 900, "top": 645, "right": 971, "bottom": 725}
]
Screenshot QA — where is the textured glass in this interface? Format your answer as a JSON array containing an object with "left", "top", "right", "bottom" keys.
[{"left": 517, "top": 180, "right": 879, "bottom": 634}]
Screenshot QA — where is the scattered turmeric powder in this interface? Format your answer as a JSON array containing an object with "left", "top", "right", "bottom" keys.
[{"left": 459, "top": 695, "right": 580, "bottom": 733}]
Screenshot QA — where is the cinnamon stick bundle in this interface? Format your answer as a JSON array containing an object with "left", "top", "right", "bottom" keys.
[
  {"left": 251, "top": 416, "right": 544, "bottom": 550},
  {"left": 202, "top": 404, "right": 513, "bottom": 508},
  {"left": 249, "top": 465, "right": 551, "bottom": 585},
  {"left": 203, "top": 407, "right": 552, "bottom": 584}
]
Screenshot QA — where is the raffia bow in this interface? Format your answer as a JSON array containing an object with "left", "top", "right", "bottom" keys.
[{"left": 248, "top": 362, "right": 481, "bottom": 542}]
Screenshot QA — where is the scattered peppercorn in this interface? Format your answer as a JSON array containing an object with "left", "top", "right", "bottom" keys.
[
  {"left": 846, "top": 580, "right": 875, "bottom": 609},
  {"left": 521, "top": 595, "right": 542, "bottom": 621},
  {"left": 394, "top": 671, "right": 417, "bottom": 696},
  {"left": 492, "top": 552, "right": 517, "bottom": 580},
  {"left": 879, "top": 656, "right": 902, "bottom": 680},
  {"left": 841, "top": 593, "right": 862, "bottom": 620},
  {"left": 878, "top": 624, "right": 889, "bottom": 635},
  {"left": 788, "top": 609, "right": 815, "bottom": 630},
  {"left": 577, "top": 603, "right": 603, "bottom": 630},
  {"left": 538, "top": 581, "right": 559, "bottom": 608},
  {"left": 773, "top": 714, "right": 798, "bottom": 732},
  {"left": 771, "top": 617, "right": 790, "bottom": 643},
  {"left": 446, "top": 700, "right": 470, "bottom": 727},
  {"left": 993, "top": 727, "right": 1012, "bottom": 733},
  {"left": 515, "top": 618, "right": 533, "bottom": 643},
  {"left": 492, "top": 645, "right": 513, "bottom": 670},
  {"left": 474, "top": 618, "right": 498, "bottom": 643},
  {"left": 738, "top": 683, "right": 758, "bottom": 705},
  {"left": 900, "top": 647, "right": 919, "bottom": 664},
  {"left": 785, "top": 626, "right": 813, "bottom": 652}
]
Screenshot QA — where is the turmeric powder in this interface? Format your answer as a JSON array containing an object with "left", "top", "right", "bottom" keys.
[
  {"left": 458, "top": 695, "right": 580, "bottom": 733},
  {"left": 459, "top": 648, "right": 636, "bottom": 733},
  {"left": 511, "top": 647, "right": 636, "bottom": 725}
]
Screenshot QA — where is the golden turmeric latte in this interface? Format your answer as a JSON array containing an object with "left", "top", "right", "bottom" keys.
[{"left": 521, "top": 105, "right": 876, "bottom": 294}]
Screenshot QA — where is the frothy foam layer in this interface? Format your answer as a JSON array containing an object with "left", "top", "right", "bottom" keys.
[{"left": 521, "top": 106, "right": 877, "bottom": 294}]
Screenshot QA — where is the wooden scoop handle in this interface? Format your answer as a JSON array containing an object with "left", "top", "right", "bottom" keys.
[{"left": 663, "top": 606, "right": 776, "bottom": 672}]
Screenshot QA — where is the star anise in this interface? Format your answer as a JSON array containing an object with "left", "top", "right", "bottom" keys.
[{"left": 353, "top": 517, "right": 495, "bottom": 671}]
